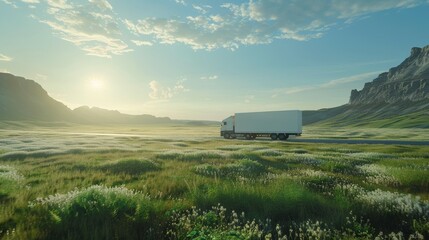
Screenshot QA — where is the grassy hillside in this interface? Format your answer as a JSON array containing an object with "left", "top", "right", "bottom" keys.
[
  {"left": 304, "top": 99, "right": 429, "bottom": 128},
  {"left": 312, "top": 109, "right": 429, "bottom": 128}
]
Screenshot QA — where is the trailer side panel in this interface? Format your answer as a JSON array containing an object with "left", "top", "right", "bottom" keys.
[{"left": 234, "top": 110, "right": 302, "bottom": 134}]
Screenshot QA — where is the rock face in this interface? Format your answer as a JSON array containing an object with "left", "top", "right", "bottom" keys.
[
  {"left": 304, "top": 45, "right": 429, "bottom": 128},
  {"left": 349, "top": 45, "right": 429, "bottom": 104}
]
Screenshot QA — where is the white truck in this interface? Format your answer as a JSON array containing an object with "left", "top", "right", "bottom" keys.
[{"left": 220, "top": 110, "right": 302, "bottom": 140}]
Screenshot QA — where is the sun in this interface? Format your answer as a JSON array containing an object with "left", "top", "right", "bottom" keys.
[{"left": 89, "top": 79, "right": 104, "bottom": 90}]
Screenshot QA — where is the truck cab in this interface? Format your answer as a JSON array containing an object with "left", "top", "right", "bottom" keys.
[{"left": 220, "top": 116, "right": 234, "bottom": 138}]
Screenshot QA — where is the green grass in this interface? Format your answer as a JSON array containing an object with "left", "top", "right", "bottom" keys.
[
  {"left": 190, "top": 180, "right": 347, "bottom": 226},
  {"left": 193, "top": 159, "right": 267, "bottom": 178},
  {"left": 0, "top": 123, "right": 428, "bottom": 239},
  {"left": 303, "top": 126, "right": 429, "bottom": 140},
  {"left": 98, "top": 158, "right": 161, "bottom": 175},
  {"left": 307, "top": 102, "right": 429, "bottom": 129},
  {"left": 26, "top": 185, "right": 158, "bottom": 239}
]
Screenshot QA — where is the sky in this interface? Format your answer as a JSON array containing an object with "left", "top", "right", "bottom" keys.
[{"left": 0, "top": 0, "right": 428, "bottom": 120}]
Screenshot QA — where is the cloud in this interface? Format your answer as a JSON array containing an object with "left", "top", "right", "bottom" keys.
[
  {"left": 131, "top": 40, "right": 153, "bottom": 46},
  {"left": 275, "top": 71, "right": 381, "bottom": 95},
  {"left": 88, "top": 0, "right": 112, "bottom": 11},
  {"left": 244, "top": 95, "right": 254, "bottom": 103},
  {"left": 192, "top": 4, "right": 211, "bottom": 14},
  {"left": 200, "top": 75, "right": 218, "bottom": 80},
  {"left": 6, "top": 0, "right": 426, "bottom": 54},
  {"left": 148, "top": 79, "right": 189, "bottom": 100},
  {"left": 280, "top": 86, "right": 318, "bottom": 95},
  {"left": 124, "top": 14, "right": 272, "bottom": 51},
  {"left": 20, "top": 0, "right": 131, "bottom": 58},
  {"left": 126, "top": 0, "right": 426, "bottom": 50},
  {"left": 2, "top": 0, "right": 18, "bottom": 8},
  {"left": 320, "top": 71, "right": 381, "bottom": 88},
  {"left": 21, "top": 0, "right": 39, "bottom": 3},
  {"left": 123, "top": 19, "right": 139, "bottom": 35},
  {"left": 46, "top": 0, "right": 71, "bottom": 9},
  {"left": 174, "top": 0, "right": 186, "bottom": 6},
  {"left": 0, "top": 53, "right": 12, "bottom": 61}
]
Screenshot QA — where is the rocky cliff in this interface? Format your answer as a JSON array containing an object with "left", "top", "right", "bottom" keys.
[
  {"left": 349, "top": 45, "right": 429, "bottom": 104},
  {"left": 303, "top": 45, "right": 429, "bottom": 128}
]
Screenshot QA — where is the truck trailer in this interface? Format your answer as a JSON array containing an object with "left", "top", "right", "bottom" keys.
[{"left": 220, "top": 110, "right": 302, "bottom": 140}]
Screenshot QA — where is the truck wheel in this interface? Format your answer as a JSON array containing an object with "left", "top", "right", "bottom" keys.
[
  {"left": 251, "top": 134, "right": 256, "bottom": 140},
  {"left": 270, "top": 133, "right": 278, "bottom": 140},
  {"left": 285, "top": 134, "right": 289, "bottom": 140},
  {"left": 278, "top": 134, "right": 286, "bottom": 140},
  {"left": 245, "top": 134, "right": 252, "bottom": 140},
  {"left": 224, "top": 133, "right": 230, "bottom": 139}
]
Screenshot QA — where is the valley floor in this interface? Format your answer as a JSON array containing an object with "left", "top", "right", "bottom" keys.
[
  {"left": 1, "top": 121, "right": 429, "bottom": 140},
  {"left": 0, "top": 123, "right": 428, "bottom": 239}
]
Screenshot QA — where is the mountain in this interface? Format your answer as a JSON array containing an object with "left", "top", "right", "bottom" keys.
[
  {"left": 72, "top": 106, "right": 171, "bottom": 124},
  {"left": 304, "top": 45, "right": 429, "bottom": 128},
  {"left": 0, "top": 72, "right": 173, "bottom": 124},
  {"left": 349, "top": 46, "right": 429, "bottom": 104},
  {"left": 0, "top": 73, "right": 73, "bottom": 121}
]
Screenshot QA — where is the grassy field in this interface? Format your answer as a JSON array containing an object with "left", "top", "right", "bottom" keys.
[
  {"left": 1, "top": 121, "right": 429, "bottom": 140},
  {"left": 0, "top": 123, "right": 428, "bottom": 239}
]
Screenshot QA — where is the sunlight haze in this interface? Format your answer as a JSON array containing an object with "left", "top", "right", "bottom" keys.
[{"left": 89, "top": 79, "right": 104, "bottom": 90}]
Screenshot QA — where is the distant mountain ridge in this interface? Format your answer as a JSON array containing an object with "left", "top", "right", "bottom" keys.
[
  {"left": 0, "top": 72, "right": 173, "bottom": 124},
  {"left": 73, "top": 106, "right": 171, "bottom": 124},
  {"left": 304, "top": 45, "right": 429, "bottom": 128}
]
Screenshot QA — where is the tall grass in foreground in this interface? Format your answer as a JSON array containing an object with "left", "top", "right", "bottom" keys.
[
  {"left": 189, "top": 180, "right": 347, "bottom": 226},
  {"left": 168, "top": 205, "right": 425, "bottom": 239},
  {"left": 13, "top": 185, "right": 427, "bottom": 240},
  {"left": 25, "top": 185, "right": 157, "bottom": 239}
]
